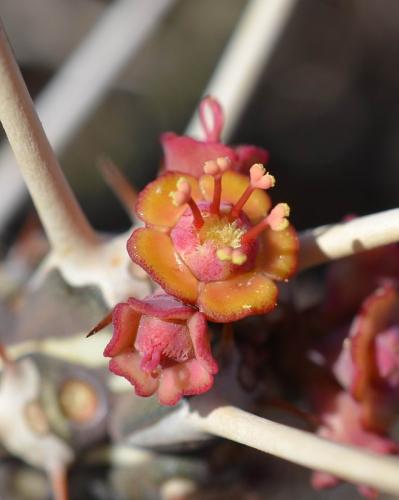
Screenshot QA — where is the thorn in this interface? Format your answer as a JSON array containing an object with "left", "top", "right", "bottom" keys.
[
  {"left": 87, "top": 311, "right": 113, "bottom": 338},
  {"left": 97, "top": 156, "right": 138, "bottom": 221}
]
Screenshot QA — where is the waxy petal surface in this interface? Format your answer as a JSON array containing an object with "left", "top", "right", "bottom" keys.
[
  {"left": 162, "top": 132, "right": 237, "bottom": 177},
  {"left": 256, "top": 225, "right": 298, "bottom": 281},
  {"left": 157, "top": 359, "right": 214, "bottom": 406},
  {"left": 187, "top": 312, "right": 218, "bottom": 374},
  {"left": 109, "top": 351, "right": 159, "bottom": 397},
  {"left": 234, "top": 144, "right": 269, "bottom": 174},
  {"left": 198, "top": 271, "right": 278, "bottom": 322},
  {"left": 135, "top": 172, "right": 201, "bottom": 228},
  {"left": 128, "top": 228, "right": 199, "bottom": 304},
  {"left": 200, "top": 171, "right": 271, "bottom": 223},
  {"left": 104, "top": 303, "right": 140, "bottom": 357},
  {"left": 127, "top": 293, "right": 195, "bottom": 320}
]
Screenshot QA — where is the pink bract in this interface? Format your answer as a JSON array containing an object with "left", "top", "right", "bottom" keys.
[
  {"left": 311, "top": 384, "right": 397, "bottom": 498},
  {"left": 104, "top": 293, "right": 218, "bottom": 406},
  {"left": 161, "top": 96, "right": 269, "bottom": 177}
]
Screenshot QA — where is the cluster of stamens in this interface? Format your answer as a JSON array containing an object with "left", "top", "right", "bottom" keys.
[{"left": 169, "top": 159, "right": 290, "bottom": 267}]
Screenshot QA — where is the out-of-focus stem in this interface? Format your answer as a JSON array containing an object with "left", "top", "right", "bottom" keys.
[
  {"left": 98, "top": 157, "right": 138, "bottom": 221},
  {"left": 188, "top": 403, "right": 399, "bottom": 496},
  {"left": 0, "top": 21, "right": 98, "bottom": 256},
  {"left": 298, "top": 208, "right": 399, "bottom": 271},
  {"left": 0, "top": 0, "right": 175, "bottom": 232},
  {"left": 186, "top": 0, "right": 297, "bottom": 141}
]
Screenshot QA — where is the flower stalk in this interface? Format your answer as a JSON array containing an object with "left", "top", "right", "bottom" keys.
[
  {"left": 299, "top": 208, "right": 399, "bottom": 271},
  {"left": 0, "top": 20, "right": 98, "bottom": 256},
  {"left": 187, "top": 402, "right": 399, "bottom": 497}
]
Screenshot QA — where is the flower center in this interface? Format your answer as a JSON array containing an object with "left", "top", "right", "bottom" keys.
[
  {"left": 135, "top": 316, "right": 193, "bottom": 373},
  {"left": 169, "top": 160, "right": 290, "bottom": 283},
  {"left": 199, "top": 214, "right": 245, "bottom": 249}
]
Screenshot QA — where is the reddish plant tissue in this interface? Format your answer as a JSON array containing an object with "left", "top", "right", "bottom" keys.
[
  {"left": 104, "top": 293, "right": 217, "bottom": 406},
  {"left": 161, "top": 96, "right": 269, "bottom": 177},
  {"left": 90, "top": 96, "right": 298, "bottom": 406},
  {"left": 309, "top": 247, "right": 399, "bottom": 497}
]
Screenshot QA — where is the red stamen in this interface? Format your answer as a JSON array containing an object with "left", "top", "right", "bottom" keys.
[
  {"left": 187, "top": 198, "right": 204, "bottom": 230},
  {"left": 242, "top": 203, "right": 290, "bottom": 243},
  {"left": 230, "top": 185, "right": 254, "bottom": 219},
  {"left": 210, "top": 175, "right": 222, "bottom": 215},
  {"left": 241, "top": 218, "right": 269, "bottom": 244}
]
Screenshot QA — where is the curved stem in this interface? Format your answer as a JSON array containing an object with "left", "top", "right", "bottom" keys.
[
  {"left": 0, "top": 20, "right": 98, "bottom": 256},
  {"left": 187, "top": 403, "right": 399, "bottom": 496},
  {"left": 298, "top": 208, "right": 399, "bottom": 271}
]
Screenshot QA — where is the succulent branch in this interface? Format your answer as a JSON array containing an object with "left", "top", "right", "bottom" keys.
[
  {"left": 186, "top": 0, "right": 298, "bottom": 141},
  {"left": 299, "top": 208, "right": 399, "bottom": 271},
  {"left": 0, "top": 20, "right": 98, "bottom": 256},
  {"left": 187, "top": 402, "right": 399, "bottom": 497}
]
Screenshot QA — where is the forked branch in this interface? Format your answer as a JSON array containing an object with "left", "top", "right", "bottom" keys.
[
  {"left": 0, "top": 20, "right": 98, "bottom": 256},
  {"left": 299, "top": 208, "right": 399, "bottom": 271},
  {"left": 187, "top": 403, "right": 399, "bottom": 496}
]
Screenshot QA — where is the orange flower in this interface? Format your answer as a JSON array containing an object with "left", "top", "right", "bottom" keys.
[{"left": 129, "top": 160, "right": 298, "bottom": 322}]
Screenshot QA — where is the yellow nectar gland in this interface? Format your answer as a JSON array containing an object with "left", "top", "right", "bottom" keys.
[{"left": 200, "top": 215, "right": 244, "bottom": 249}]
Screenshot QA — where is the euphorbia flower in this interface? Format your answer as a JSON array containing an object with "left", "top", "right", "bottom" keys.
[
  {"left": 130, "top": 160, "right": 298, "bottom": 322},
  {"left": 102, "top": 293, "right": 218, "bottom": 406},
  {"left": 161, "top": 96, "right": 269, "bottom": 177},
  {"left": 332, "top": 283, "right": 399, "bottom": 432},
  {"left": 311, "top": 384, "right": 398, "bottom": 498}
]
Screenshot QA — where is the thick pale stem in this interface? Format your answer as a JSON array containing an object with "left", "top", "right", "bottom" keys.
[
  {"left": 299, "top": 208, "right": 399, "bottom": 271},
  {"left": 0, "top": 0, "right": 175, "bottom": 232},
  {"left": 186, "top": 0, "right": 297, "bottom": 140},
  {"left": 0, "top": 21, "right": 98, "bottom": 255},
  {"left": 187, "top": 403, "right": 399, "bottom": 496}
]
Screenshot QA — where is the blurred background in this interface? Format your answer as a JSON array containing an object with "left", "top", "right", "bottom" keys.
[
  {"left": 2, "top": 0, "right": 399, "bottom": 236},
  {"left": 0, "top": 1, "right": 399, "bottom": 498}
]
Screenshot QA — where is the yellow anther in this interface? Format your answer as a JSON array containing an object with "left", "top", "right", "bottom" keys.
[
  {"left": 250, "top": 163, "right": 275, "bottom": 189},
  {"left": 216, "top": 247, "right": 233, "bottom": 262},
  {"left": 268, "top": 203, "right": 290, "bottom": 231},
  {"left": 216, "top": 156, "right": 231, "bottom": 172},
  {"left": 231, "top": 249, "right": 247, "bottom": 265}
]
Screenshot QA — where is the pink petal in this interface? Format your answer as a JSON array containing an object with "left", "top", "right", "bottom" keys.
[
  {"left": 350, "top": 284, "right": 399, "bottom": 400},
  {"left": 135, "top": 315, "right": 192, "bottom": 364},
  {"left": 375, "top": 327, "right": 399, "bottom": 382},
  {"left": 157, "top": 359, "right": 214, "bottom": 406},
  {"left": 104, "top": 303, "right": 140, "bottom": 357},
  {"left": 311, "top": 471, "right": 340, "bottom": 490},
  {"left": 234, "top": 145, "right": 269, "bottom": 174},
  {"left": 109, "top": 351, "right": 159, "bottom": 397},
  {"left": 127, "top": 293, "right": 195, "bottom": 321},
  {"left": 161, "top": 132, "right": 237, "bottom": 178},
  {"left": 187, "top": 312, "right": 218, "bottom": 374}
]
